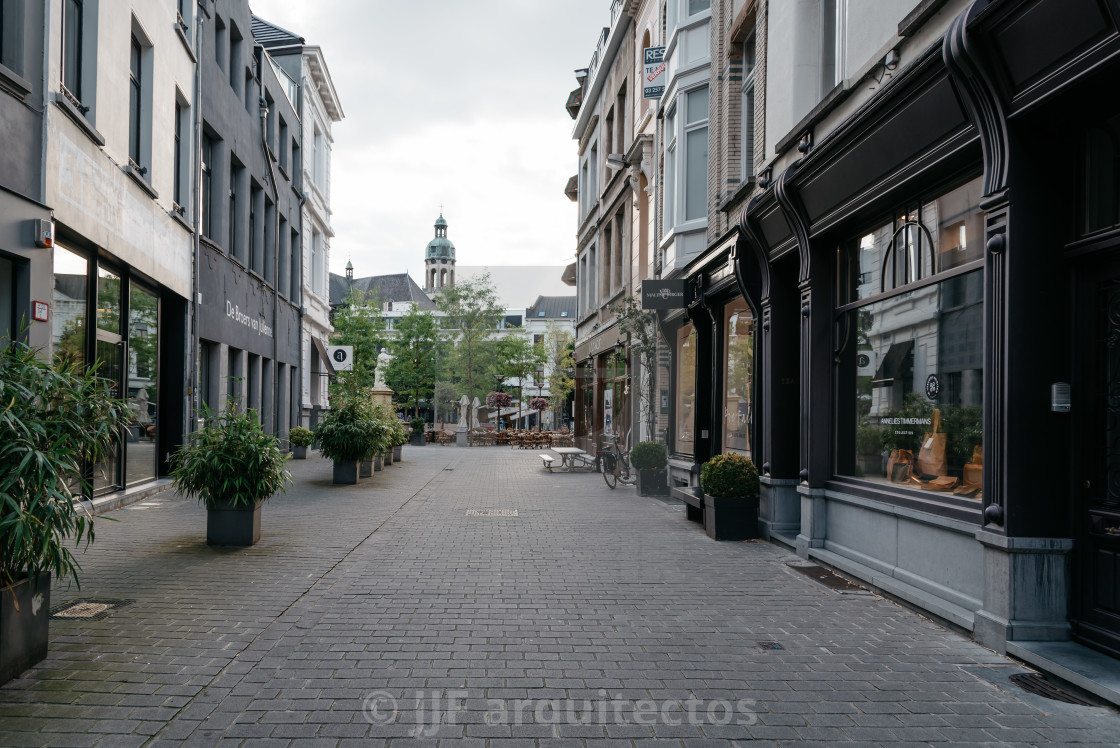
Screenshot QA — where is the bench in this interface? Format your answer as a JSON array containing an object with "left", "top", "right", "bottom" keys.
[
  {"left": 539, "top": 454, "right": 555, "bottom": 471},
  {"left": 672, "top": 486, "right": 705, "bottom": 524}
]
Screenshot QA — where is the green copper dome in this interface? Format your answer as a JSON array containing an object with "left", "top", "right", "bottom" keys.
[{"left": 425, "top": 214, "right": 455, "bottom": 260}]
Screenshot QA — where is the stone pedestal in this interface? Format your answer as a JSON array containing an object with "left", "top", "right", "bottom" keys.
[
  {"left": 974, "top": 532, "right": 1073, "bottom": 653},
  {"left": 760, "top": 477, "right": 801, "bottom": 540},
  {"left": 795, "top": 485, "right": 828, "bottom": 557},
  {"left": 456, "top": 428, "right": 469, "bottom": 447},
  {"left": 370, "top": 386, "right": 393, "bottom": 407}
]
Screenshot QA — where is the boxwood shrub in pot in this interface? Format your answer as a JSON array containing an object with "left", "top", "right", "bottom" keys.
[
  {"left": 0, "top": 339, "right": 133, "bottom": 685},
  {"left": 389, "top": 419, "right": 408, "bottom": 462},
  {"left": 630, "top": 441, "right": 669, "bottom": 497},
  {"left": 699, "top": 453, "right": 761, "bottom": 541},
  {"left": 288, "top": 426, "right": 313, "bottom": 459},
  {"left": 171, "top": 400, "right": 292, "bottom": 546},
  {"left": 410, "top": 417, "right": 426, "bottom": 447}
]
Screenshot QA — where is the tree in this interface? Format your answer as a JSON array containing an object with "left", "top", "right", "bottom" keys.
[
  {"left": 495, "top": 332, "right": 547, "bottom": 429},
  {"left": 435, "top": 274, "right": 504, "bottom": 404},
  {"left": 434, "top": 380, "right": 457, "bottom": 424},
  {"left": 330, "top": 287, "right": 386, "bottom": 390},
  {"left": 610, "top": 296, "right": 659, "bottom": 442},
  {"left": 545, "top": 324, "right": 576, "bottom": 428},
  {"left": 385, "top": 305, "right": 440, "bottom": 417}
]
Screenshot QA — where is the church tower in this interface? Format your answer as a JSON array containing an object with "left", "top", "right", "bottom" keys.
[{"left": 423, "top": 213, "right": 456, "bottom": 293}]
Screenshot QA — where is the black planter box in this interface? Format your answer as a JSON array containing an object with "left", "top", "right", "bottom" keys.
[
  {"left": 206, "top": 500, "right": 262, "bottom": 546},
  {"left": 335, "top": 460, "right": 360, "bottom": 484},
  {"left": 383, "top": 450, "right": 393, "bottom": 466},
  {"left": 374, "top": 454, "right": 383, "bottom": 471},
  {"left": 410, "top": 433, "right": 425, "bottom": 447},
  {"left": 637, "top": 469, "right": 669, "bottom": 496},
  {"left": 359, "top": 459, "right": 372, "bottom": 478},
  {"left": 0, "top": 573, "right": 50, "bottom": 686},
  {"left": 291, "top": 445, "right": 308, "bottom": 459},
  {"left": 703, "top": 493, "right": 761, "bottom": 541},
  {"left": 393, "top": 445, "right": 402, "bottom": 462}
]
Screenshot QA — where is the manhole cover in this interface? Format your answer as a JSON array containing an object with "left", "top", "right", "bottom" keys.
[
  {"left": 757, "top": 641, "right": 783, "bottom": 650},
  {"left": 466, "top": 509, "right": 518, "bottom": 517},
  {"left": 787, "top": 563, "right": 864, "bottom": 591},
  {"left": 50, "top": 599, "right": 133, "bottom": 621},
  {"left": 1009, "top": 673, "right": 1100, "bottom": 706}
]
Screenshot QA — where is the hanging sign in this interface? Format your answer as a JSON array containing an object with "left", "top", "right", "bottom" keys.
[
  {"left": 327, "top": 346, "right": 354, "bottom": 371},
  {"left": 641, "top": 279, "right": 691, "bottom": 309},
  {"left": 643, "top": 46, "right": 666, "bottom": 99}
]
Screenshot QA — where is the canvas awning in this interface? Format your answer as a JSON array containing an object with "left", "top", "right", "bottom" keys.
[{"left": 312, "top": 336, "right": 336, "bottom": 375}]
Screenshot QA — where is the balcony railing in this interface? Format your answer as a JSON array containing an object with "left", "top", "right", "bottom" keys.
[{"left": 585, "top": 0, "right": 627, "bottom": 93}]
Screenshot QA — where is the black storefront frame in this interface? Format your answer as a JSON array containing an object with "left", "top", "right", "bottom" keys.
[{"left": 52, "top": 230, "right": 185, "bottom": 496}]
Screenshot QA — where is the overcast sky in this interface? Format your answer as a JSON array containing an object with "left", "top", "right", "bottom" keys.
[{"left": 248, "top": 0, "right": 608, "bottom": 285}]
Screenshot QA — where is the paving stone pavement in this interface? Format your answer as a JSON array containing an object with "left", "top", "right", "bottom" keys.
[{"left": 2, "top": 446, "right": 1118, "bottom": 747}]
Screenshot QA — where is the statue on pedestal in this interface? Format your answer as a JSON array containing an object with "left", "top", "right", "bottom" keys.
[
  {"left": 458, "top": 395, "right": 470, "bottom": 430},
  {"left": 471, "top": 397, "right": 481, "bottom": 430},
  {"left": 373, "top": 347, "right": 393, "bottom": 389}
]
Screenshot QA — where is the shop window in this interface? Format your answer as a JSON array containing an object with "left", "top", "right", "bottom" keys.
[
  {"left": 675, "top": 322, "right": 696, "bottom": 454},
  {"left": 0, "top": 254, "right": 16, "bottom": 345},
  {"left": 52, "top": 245, "right": 87, "bottom": 363},
  {"left": 126, "top": 282, "right": 158, "bottom": 486},
  {"left": 835, "top": 177, "right": 985, "bottom": 502},
  {"left": 576, "top": 361, "right": 594, "bottom": 438},
  {"left": 722, "top": 298, "right": 753, "bottom": 455}
]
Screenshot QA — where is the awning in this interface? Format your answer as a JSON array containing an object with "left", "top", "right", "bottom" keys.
[
  {"left": 872, "top": 340, "right": 913, "bottom": 387},
  {"left": 564, "top": 175, "right": 578, "bottom": 202},
  {"left": 562, "top": 262, "right": 577, "bottom": 286},
  {"left": 312, "top": 336, "right": 336, "bottom": 375}
]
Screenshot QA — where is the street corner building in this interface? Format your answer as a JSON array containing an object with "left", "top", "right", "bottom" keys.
[
  {"left": 0, "top": 0, "right": 344, "bottom": 505},
  {"left": 567, "top": 0, "right": 1120, "bottom": 694}
]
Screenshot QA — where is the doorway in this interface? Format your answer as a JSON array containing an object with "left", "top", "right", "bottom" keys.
[{"left": 1072, "top": 250, "right": 1120, "bottom": 657}]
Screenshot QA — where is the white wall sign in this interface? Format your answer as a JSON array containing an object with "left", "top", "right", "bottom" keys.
[
  {"left": 327, "top": 345, "right": 354, "bottom": 371},
  {"left": 643, "top": 47, "right": 666, "bottom": 99}
]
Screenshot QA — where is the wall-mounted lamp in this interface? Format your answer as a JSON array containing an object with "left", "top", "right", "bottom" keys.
[
  {"left": 884, "top": 48, "right": 900, "bottom": 70},
  {"left": 797, "top": 132, "right": 813, "bottom": 154}
]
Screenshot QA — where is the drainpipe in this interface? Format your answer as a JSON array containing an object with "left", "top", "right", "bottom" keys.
[
  {"left": 296, "top": 74, "right": 308, "bottom": 427},
  {"left": 190, "top": 12, "right": 205, "bottom": 433},
  {"left": 256, "top": 44, "right": 281, "bottom": 434}
]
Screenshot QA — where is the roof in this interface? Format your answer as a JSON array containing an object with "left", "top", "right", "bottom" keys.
[
  {"left": 526, "top": 296, "right": 577, "bottom": 320},
  {"left": 329, "top": 272, "right": 438, "bottom": 310},
  {"left": 425, "top": 236, "right": 455, "bottom": 259},
  {"left": 250, "top": 16, "right": 304, "bottom": 48}
]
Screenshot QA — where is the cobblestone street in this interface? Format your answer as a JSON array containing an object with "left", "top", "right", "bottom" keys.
[{"left": 1, "top": 447, "right": 1118, "bottom": 746}]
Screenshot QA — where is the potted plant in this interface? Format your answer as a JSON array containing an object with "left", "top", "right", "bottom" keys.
[
  {"left": 631, "top": 441, "right": 669, "bottom": 497},
  {"left": 171, "top": 399, "right": 292, "bottom": 547},
  {"left": 288, "top": 426, "right": 313, "bottom": 459},
  {"left": 315, "top": 400, "right": 381, "bottom": 484},
  {"left": 699, "top": 453, "right": 761, "bottom": 541},
  {"left": 391, "top": 420, "right": 408, "bottom": 462},
  {"left": 0, "top": 340, "right": 133, "bottom": 686},
  {"left": 410, "top": 417, "right": 426, "bottom": 447}
]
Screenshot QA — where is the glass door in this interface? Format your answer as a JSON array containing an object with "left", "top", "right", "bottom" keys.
[
  {"left": 126, "top": 282, "right": 158, "bottom": 485},
  {"left": 93, "top": 266, "right": 123, "bottom": 494}
]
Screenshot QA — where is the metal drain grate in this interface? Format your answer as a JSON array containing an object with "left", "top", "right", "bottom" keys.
[
  {"left": 757, "top": 641, "right": 784, "bottom": 650},
  {"left": 787, "top": 563, "right": 864, "bottom": 591},
  {"left": 1009, "top": 673, "right": 1099, "bottom": 706},
  {"left": 50, "top": 599, "right": 133, "bottom": 621},
  {"left": 466, "top": 508, "right": 519, "bottom": 517}
]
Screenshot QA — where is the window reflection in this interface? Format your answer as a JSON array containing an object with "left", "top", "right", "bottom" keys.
[
  {"left": 675, "top": 323, "right": 696, "bottom": 454},
  {"left": 723, "top": 298, "right": 753, "bottom": 456}
]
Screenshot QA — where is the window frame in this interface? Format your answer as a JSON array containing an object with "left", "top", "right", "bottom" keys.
[{"left": 741, "top": 31, "right": 757, "bottom": 180}]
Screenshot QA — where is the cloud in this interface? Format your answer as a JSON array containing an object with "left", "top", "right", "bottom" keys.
[{"left": 248, "top": 0, "right": 608, "bottom": 282}]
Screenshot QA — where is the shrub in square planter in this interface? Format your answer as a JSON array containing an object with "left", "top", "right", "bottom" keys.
[
  {"left": 1, "top": 339, "right": 132, "bottom": 685},
  {"left": 171, "top": 399, "right": 292, "bottom": 546},
  {"left": 630, "top": 441, "right": 669, "bottom": 497},
  {"left": 288, "top": 426, "right": 313, "bottom": 459},
  {"left": 699, "top": 453, "right": 761, "bottom": 541}
]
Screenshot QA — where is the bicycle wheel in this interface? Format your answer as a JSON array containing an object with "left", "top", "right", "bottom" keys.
[
  {"left": 602, "top": 455, "right": 618, "bottom": 489},
  {"left": 619, "top": 458, "right": 637, "bottom": 485}
]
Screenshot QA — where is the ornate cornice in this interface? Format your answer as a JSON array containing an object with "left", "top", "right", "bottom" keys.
[{"left": 773, "top": 160, "right": 813, "bottom": 286}]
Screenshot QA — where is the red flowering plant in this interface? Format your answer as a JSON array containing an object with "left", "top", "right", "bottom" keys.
[
  {"left": 529, "top": 397, "right": 549, "bottom": 411},
  {"left": 486, "top": 391, "right": 512, "bottom": 409}
]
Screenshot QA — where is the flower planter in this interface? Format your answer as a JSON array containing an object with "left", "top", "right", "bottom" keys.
[
  {"left": 637, "top": 469, "right": 669, "bottom": 497},
  {"left": 206, "top": 499, "right": 263, "bottom": 546},
  {"left": 703, "top": 493, "right": 760, "bottom": 541},
  {"left": 393, "top": 445, "right": 403, "bottom": 462},
  {"left": 0, "top": 573, "right": 51, "bottom": 687},
  {"left": 383, "top": 450, "right": 393, "bottom": 466},
  {"left": 374, "top": 453, "right": 384, "bottom": 471},
  {"left": 292, "top": 445, "right": 308, "bottom": 460},
  {"left": 359, "top": 459, "right": 373, "bottom": 478},
  {"left": 334, "top": 460, "right": 360, "bottom": 485},
  {"left": 410, "top": 433, "right": 426, "bottom": 447}
]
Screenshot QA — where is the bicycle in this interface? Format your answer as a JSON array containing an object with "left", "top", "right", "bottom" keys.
[{"left": 598, "top": 431, "right": 636, "bottom": 489}]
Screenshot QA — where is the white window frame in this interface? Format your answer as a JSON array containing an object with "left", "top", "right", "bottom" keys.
[{"left": 740, "top": 32, "right": 756, "bottom": 180}]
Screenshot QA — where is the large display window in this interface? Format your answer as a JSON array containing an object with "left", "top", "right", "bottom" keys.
[
  {"left": 722, "top": 298, "right": 753, "bottom": 456},
  {"left": 675, "top": 322, "right": 696, "bottom": 455},
  {"left": 835, "top": 177, "right": 985, "bottom": 501}
]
